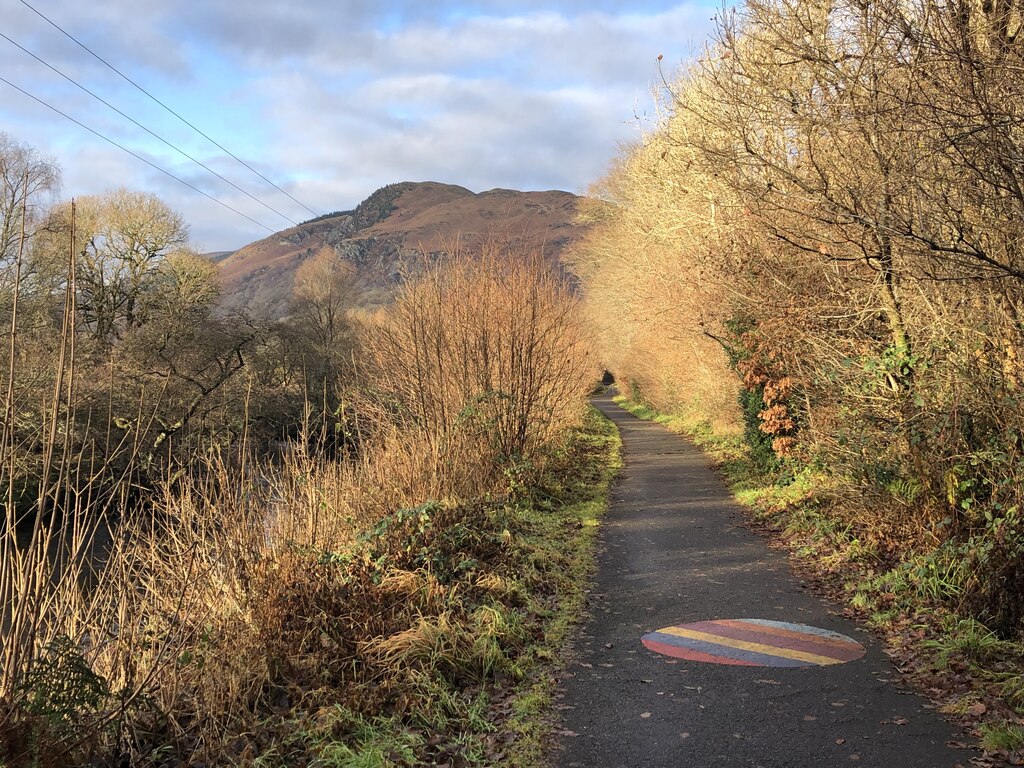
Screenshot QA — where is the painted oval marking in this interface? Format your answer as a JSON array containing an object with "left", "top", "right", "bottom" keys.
[{"left": 641, "top": 619, "right": 865, "bottom": 667}]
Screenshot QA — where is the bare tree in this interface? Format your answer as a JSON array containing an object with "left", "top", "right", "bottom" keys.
[
  {"left": 71, "top": 189, "right": 189, "bottom": 342},
  {"left": 0, "top": 133, "right": 60, "bottom": 308}
]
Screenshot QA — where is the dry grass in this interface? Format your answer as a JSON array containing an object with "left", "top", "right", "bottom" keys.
[{"left": 0, "top": 243, "right": 594, "bottom": 766}]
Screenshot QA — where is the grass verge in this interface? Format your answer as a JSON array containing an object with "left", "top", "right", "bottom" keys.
[
  {"left": 500, "top": 405, "right": 621, "bottom": 767},
  {"left": 244, "top": 405, "right": 621, "bottom": 768}
]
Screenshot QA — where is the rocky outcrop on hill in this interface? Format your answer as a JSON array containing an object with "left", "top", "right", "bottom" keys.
[{"left": 216, "top": 181, "right": 585, "bottom": 316}]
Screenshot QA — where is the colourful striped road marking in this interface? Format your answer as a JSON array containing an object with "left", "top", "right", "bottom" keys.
[{"left": 641, "top": 619, "right": 865, "bottom": 667}]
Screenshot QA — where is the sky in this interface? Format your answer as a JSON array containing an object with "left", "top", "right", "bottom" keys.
[{"left": 1, "top": 0, "right": 717, "bottom": 250}]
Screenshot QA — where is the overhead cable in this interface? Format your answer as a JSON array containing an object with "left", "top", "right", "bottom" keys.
[
  {"left": 18, "top": 0, "right": 320, "bottom": 218},
  {"left": 0, "top": 75, "right": 277, "bottom": 234},
  {"left": 0, "top": 30, "right": 299, "bottom": 228}
]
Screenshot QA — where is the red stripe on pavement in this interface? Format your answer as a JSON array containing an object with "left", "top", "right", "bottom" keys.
[{"left": 641, "top": 637, "right": 760, "bottom": 666}]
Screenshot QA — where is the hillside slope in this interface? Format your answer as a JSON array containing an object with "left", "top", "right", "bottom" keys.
[{"left": 218, "top": 181, "right": 585, "bottom": 314}]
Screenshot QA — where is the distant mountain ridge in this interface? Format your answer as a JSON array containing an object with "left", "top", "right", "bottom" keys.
[{"left": 216, "top": 181, "right": 586, "bottom": 315}]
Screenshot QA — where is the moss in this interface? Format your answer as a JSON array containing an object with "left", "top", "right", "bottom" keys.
[
  {"left": 980, "top": 722, "right": 1024, "bottom": 753},
  {"left": 500, "top": 407, "right": 621, "bottom": 766}
]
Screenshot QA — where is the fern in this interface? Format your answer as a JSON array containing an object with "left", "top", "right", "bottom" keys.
[{"left": 16, "top": 636, "right": 109, "bottom": 724}]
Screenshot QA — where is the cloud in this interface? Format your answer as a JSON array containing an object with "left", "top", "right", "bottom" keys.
[
  {"left": 0, "top": 1, "right": 716, "bottom": 249},
  {"left": 256, "top": 72, "right": 625, "bottom": 189},
  {"left": 5, "top": 1, "right": 190, "bottom": 80}
]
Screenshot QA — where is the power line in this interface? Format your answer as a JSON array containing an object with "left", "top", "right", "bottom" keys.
[
  {"left": 18, "top": 0, "right": 321, "bottom": 219},
  {"left": 0, "top": 30, "right": 300, "bottom": 228},
  {"left": 0, "top": 75, "right": 277, "bottom": 234}
]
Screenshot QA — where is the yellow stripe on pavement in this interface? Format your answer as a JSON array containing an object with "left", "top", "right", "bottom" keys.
[{"left": 659, "top": 626, "right": 844, "bottom": 666}]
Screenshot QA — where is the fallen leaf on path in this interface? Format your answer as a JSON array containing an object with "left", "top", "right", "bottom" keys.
[
  {"left": 803, "top": 715, "right": 817, "bottom": 721},
  {"left": 641, "top": 712, "right": 652, "bottom": 718},
  {"left": 556, "top": 730, "right": 579, "bottom": 737}
]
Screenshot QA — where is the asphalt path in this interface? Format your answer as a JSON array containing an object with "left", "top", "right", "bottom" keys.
[{"left": 556, "top": 392, "right": 970, "bottom": 768}]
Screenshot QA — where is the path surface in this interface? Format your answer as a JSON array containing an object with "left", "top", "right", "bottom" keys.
[{"left": 556, "top": 393, "right": 969, "bottom": 768}]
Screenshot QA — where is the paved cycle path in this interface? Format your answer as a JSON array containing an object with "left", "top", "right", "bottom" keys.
[{"left": 557, "top": 392, "right": 969, "bottom": 767}]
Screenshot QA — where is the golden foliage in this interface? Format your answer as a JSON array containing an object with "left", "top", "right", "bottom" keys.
[{"left": 572, "top": 0, "right": 1024, "bottom": 605}]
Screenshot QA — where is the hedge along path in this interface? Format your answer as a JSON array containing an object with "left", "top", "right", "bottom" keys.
[{"left": 555, "top": 391, "right": 969, "bottom": 768}]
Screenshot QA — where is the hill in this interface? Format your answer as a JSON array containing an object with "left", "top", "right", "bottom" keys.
[{"left": 217, "top": 181, "right": 586, "bottom": 315}]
